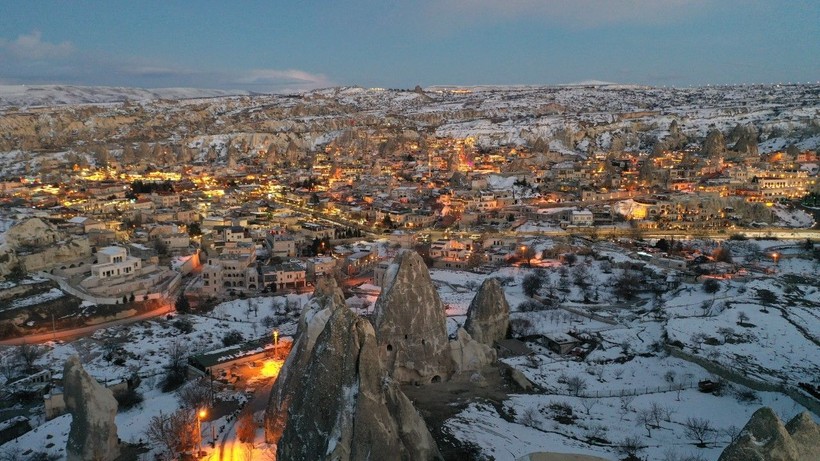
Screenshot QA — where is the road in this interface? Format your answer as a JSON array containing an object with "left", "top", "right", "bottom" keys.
[
  {"left": 267, "top": 198, "right": 377, "bottom": 238},
  {"left": 208, "top": 377, "right": 276, "bottom": 461},
  {"left": 0, "top": 303, "right": 173, "bottom": 346},
  {"left": 425, "top": 226, "right": 820, "bottom": 241}
]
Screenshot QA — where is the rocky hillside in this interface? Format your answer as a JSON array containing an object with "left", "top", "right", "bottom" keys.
[{"left": 0, "top": 84, "right": 817, "bottom": 179}]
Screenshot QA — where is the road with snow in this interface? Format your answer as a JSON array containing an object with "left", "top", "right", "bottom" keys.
[{"left": 0, "top": 303, "right": 173, "bottom": 345}]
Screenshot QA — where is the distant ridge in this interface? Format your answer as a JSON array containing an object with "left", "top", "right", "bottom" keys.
[
  {"left": 564, "top": 79, "right": 618, "bottom": 86},
  {"left": 0, "top": 84, "right": 252, "bottom": 108},
  {"left": 424, "top": 81, "right": 648, "bottom": 92}
]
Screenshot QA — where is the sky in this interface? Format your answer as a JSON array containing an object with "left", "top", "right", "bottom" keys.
[{"left": 0, "top": 0, "right": 818, "bottom": 92}]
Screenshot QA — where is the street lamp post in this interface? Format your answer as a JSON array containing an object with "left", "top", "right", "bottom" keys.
[{"left": 197, "top": 408, "right": 206, "bottom": 457}]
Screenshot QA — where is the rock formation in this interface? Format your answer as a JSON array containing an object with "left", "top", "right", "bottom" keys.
[
  {"left": 276, "top": 300, "right": 441, "bottom": 461},
  {"left": 0, "top": 217, "right": 92, "bottom": 274},
  {"left": 449, "top": 327, "right": 496, "bottom": 373},
  {"left": 464, "top": 277, "right": 510, "bottom": 346},
  {"left": 264, "top": 276, "right": 344, "bottom": 445},
  {"left": 373, "top": 250, "right": 455, "bottom": 384},
  {"left": 718, "top": 407, "right": 820, "bottom": 461},
  {"left": 3, "top": 217, "right": 60, "bottom": 247},
  {"left": 63, "top": 355, "right": 119, "bottom": 461},
  {"left": 785, "top": 411, "right": 820, "bottom": 457}
]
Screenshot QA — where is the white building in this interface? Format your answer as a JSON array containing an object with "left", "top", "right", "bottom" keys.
[
  {"left": 570, "top": 210, "right": 594, "bottom": 227},
  {"left": 91, "top": 246, "right": 142, "bottom": 279}
]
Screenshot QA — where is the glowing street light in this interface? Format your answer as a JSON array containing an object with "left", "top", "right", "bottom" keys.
[
  {"left": 197, "top": 408, "right": 206, "bottom": 456},
  {"left": 771, "top": 252, "right": 780, "bottom": 266}
]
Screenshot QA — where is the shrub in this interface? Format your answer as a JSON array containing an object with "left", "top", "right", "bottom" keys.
[
  {"left": 703, "top": 278, "right": 720, "bottom": 294},
  {"left": 222, "top": 330, "right": 244, "bottom": 347},
  {"left": 113, "top": 387, "right": 144, "bottom": 410},
  {"left": 261, "top": 315, "right": 278, "bottom": 328},
  {"left": 517, "top": 300, "right": 545, "bottom": 312},
  {"left": 173, "top": 318, "right": 194, "bottom": 334},
  {"left": 734, "top": 388, "right": 760, "bottom": 403}
]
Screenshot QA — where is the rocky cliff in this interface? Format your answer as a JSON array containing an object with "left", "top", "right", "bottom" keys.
[
  {"left": 373, "top": 250, "right": 455, "bottom": 384},
  {"left": 276, "top": 300, "right": 441, "bottom": 461},
  {"left": 718, "top": 407, "right": 820, "bottom": 461},
  {"left": 264, "top": 276, "right": 344, "bottom": 445},
  {"left": 0, "top": 218, "right": 91, "bottom": 276},
  {"left": 464, "top": 277, "right": 510, "bottom": 346},
  {"left": 63, "top": 355, "right": 119, "bottom": 461}
]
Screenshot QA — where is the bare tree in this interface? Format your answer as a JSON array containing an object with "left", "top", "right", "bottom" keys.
[
  {"left": 662, "top": 405, "right": 675, "bottom": 423},
  {"left": 585, "top": 424, "right": 607, "bottom": 442},
  {"left": 162, "top": 340, "right": 189, "bottom": 392},
  {"left": 721, "top": 425, "right": 741, "bottom": 445},
  {"left": 649, "top": 401, "right": 665, "bottom": 427},
  {"left": 580, "top": 398, "right": 598, "bottom": 415},
  {"left": 236, "top": 409, "right": 256, "bottom": 443},
  {"left": 519, "top": 406, "right": 539, "bottom": 427},
  {"left": 0, "top": 354, "right": 20, "bottom": 382},
  {"left": 683, "top": 417, "right": 715, "bottom": 447},
  {"left": 618, "top": 394, "right": 635, "bottom": 421},
  {"left": 145, "top": 409, "right": 197, "bottom": 459},
  {"left": 177, "top": 377, "right": 213, "bottom": 409},
  {"left": 0, "top": 446, "right": 23, "bottom": 461},
  {"left": 16, "top": 344, "right": 45, "bottom": 373},
  {"left": 737, "top": 311, "right": 750, "bottom": 325},
  {"left": 616, "top": 435, "right": 644, "bottom": 459},
  {"left": 565, "top": 375, "right": 587, "bottom": 396},
  {"left": 637, "top": 409, "right": 655, "bottom": 437}
]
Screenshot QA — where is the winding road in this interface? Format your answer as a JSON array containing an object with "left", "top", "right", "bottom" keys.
[{"left": 0, "top": 303, "right": 173, "bottom": 346}]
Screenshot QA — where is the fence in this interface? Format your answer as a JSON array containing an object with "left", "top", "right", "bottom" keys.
[
  {"left": 548, "top": 380, "right": 700, "bottom": 399},
  {"left": 668, "top": 346, "right": 820, "bottom": 417}
]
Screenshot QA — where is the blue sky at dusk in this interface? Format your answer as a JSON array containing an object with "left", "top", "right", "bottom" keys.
[{"left": 0, "top": 0, "right": 817, "bottom": 92}]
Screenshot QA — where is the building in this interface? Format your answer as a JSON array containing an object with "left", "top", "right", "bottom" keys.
[
  {"left": 266, "top": 234, "right": 297, "bottom": 258},
  {"left": 570, "top": 210, "right": 594, "bottom": 227},
  {"left": 342, "top": 250, "right": 378, "bottom": 276},
  {"left": 262, "top": 263, "right": 306, "bottom": 291},
  {"left": 201, "top": 242, "right": 259, "bottom": 296},
  {"left": 373, "top": 260, "right": 391, "bottom": 287},
  {"left": 306, "top": 256, "right": 336, "bottom": 281},
  {"left": 91, "top": 246, "right": 141, "bottom": 279}
]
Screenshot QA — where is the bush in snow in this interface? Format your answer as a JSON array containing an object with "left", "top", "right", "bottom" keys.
[{"left": 222, "top": 329, "right": 245, "bottom": 347}]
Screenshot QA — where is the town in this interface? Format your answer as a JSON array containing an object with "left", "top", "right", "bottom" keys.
[{"left": 0, "top": 83, "right": 819, "bottom": 461}]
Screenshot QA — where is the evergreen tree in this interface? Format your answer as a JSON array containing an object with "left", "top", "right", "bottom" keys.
[{"left": 175, "top": 294, "right": 191, "bottom": 313}]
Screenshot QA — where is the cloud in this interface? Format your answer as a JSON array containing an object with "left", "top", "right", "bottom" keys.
[
  {"left": 0, "top": 33, "right": 333, "bottom": 92},
  {"left": 0, "top": 30, "right": 74, "bottom": 60},
  {"left": 237, "top": 69, "right": 333, "bottom": 87},
  {"left": 426, "top": 0, "right": 714, "bottom": 27}
]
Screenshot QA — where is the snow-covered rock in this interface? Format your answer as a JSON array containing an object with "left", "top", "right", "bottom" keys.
[{"left": 63, "top": 355, "right": 120, "bottom": 461}]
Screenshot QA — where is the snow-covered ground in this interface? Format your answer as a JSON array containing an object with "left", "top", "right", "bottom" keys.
[
  {"left": 445, "top": 239, "right": 820, "bottom": 460},
  {"left": 0, "top": 84, "right": 250, "bottom": 109}
]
